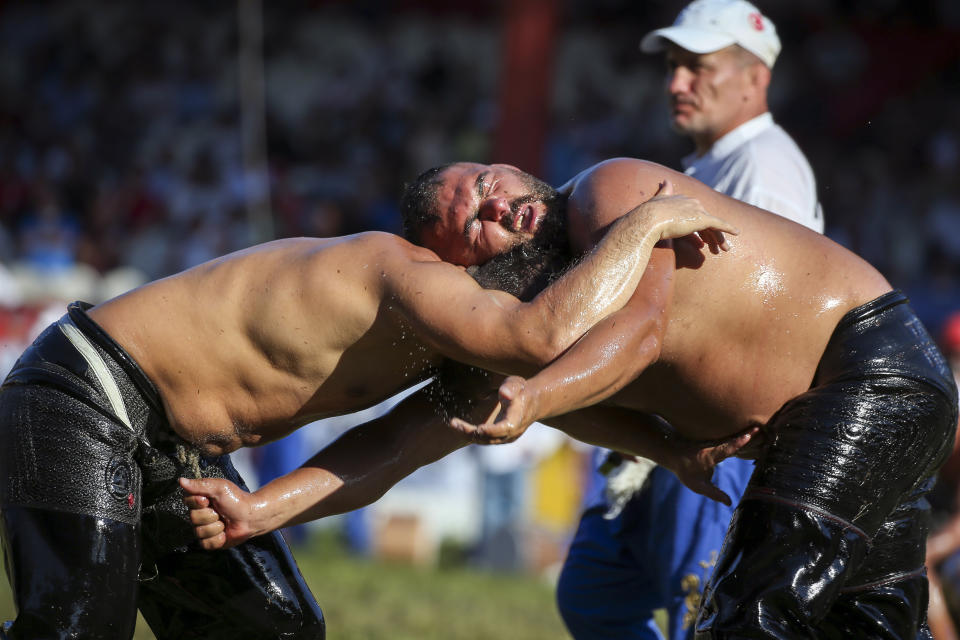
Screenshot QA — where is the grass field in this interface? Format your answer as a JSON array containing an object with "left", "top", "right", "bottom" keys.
[{"left": 0, "top": 529, "right": 570, "bottom": 639}]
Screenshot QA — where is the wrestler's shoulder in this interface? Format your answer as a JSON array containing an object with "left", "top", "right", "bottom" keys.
[
  {"left": 574, "top": 158, "right": 683, "bottom": 188},
  {"left": 565, "top": 158, "right": 686, "bottom": 241},
  {"left": 568, "top": 158, "right": 686, "bottom": 208},
  {"left": 330, "top": 231, "right": 441, "bottom": 267},
  {"left": 312, "top": 231, "right": 436, "bottom": 259}
]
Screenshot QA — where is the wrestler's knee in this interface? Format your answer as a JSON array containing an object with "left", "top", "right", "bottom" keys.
[
  {"left": 818, "top": 571, "right": 929, "bottom": 639},
  {"left": 2, "top": 609, "right": 137, "bottom": 640}
]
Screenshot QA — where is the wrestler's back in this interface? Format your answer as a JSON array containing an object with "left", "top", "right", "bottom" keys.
[
  {"left": 572, "top": 159, "right": 892, "bottom": 439},
  {"left": 89, "top": 233, "right": 443, "bottom": 454}
]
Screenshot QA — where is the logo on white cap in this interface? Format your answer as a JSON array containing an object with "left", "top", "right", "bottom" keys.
[{"left": 640, "top": 0, "right": 781, "bottom": 68}]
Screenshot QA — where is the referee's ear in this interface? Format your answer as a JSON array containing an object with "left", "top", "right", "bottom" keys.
[{"left": 750, "top": 62, "right": 771, "bottom": 94}]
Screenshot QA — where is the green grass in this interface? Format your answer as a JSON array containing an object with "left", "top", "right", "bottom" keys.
[{"left": 1, "top": 530, "right": 570, "bottom": 639}]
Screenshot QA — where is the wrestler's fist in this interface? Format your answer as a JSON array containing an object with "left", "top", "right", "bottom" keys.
[{"left": 180, "top": 477, "right": 256, "bottom": 550}]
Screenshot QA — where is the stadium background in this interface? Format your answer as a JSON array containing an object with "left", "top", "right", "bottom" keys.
[{"left": 1, "top": 1, "right": 959, "bottom": 638}]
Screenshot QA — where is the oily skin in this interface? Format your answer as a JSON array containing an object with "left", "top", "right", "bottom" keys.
[
  {"left": 182, "top": 158, "right": 892, "bottom": 552},
  {"left": 429, "top": 158, "right": 892, "bottom": 446},
  {"left": 84, "top": 173, "right": 735, "bottom": 548},
  {"left": 93, "top": 207, "right": 720, "bottom": 456}
]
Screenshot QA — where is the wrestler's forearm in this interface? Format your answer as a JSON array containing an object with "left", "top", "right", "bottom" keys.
[
  {"left": 517, "top": 248, "right": 672, "bottom": 421},
  {"left": 419, "top": 199, "right": 673, "bottom": 378},
  {"left": 523, "top": 320, "right": 660, "bottom": 422},
  {"left": 546, "top": 406, "right": 676, "bottom": 464},
  {"left": 245, "top": 391, "right": 467, "bottom": 533},
  {"left": 545, "top": 406, "right": 754, "bottom": 505},
  {"left": 248, "top": 463, "right": 400, "bottom": 532},
  {"left": 516, "top": 198, "right": 680, "bottom": 357}
]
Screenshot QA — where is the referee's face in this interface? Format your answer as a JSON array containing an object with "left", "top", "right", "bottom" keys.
[{"left": 665, "top": 45, "right": 757, "bottom": 147}]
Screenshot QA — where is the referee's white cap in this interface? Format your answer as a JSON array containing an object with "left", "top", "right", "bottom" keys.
[{"left": 640, "top": 0, "right": 781, "bottom": 69}]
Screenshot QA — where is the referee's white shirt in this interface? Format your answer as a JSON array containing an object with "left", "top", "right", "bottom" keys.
[{"left": 682, "top": 112, "right": 824, "bottom": 233}]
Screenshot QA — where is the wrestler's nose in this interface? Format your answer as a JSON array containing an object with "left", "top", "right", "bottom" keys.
[{"left": 478, "top": 197, "right": 510, "bottom": 223}]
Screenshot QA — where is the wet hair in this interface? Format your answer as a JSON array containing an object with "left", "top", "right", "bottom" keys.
[
  {"left": 430, "top": 361, "right": 498, "bottom": 424},
  {"left": 399, "top": 163, "right": 454, "bottom": 243}
]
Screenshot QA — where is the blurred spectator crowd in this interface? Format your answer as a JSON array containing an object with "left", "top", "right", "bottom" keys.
[{"left": 0, "top": 1, "right": 958, "bottom": 324}]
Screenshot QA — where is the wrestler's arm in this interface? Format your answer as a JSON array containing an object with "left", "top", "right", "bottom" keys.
[
  {"left": 452, "top": 245, "right": 675, "bottom": 436},
  {"left": 386, "top": 181, "right": 735, "bottom": 377},
  {"left": 448, "top": 249, "right": 756, "bottom": 504},
  {"left": 180, "top": 381, "right": 749, "bottom": 548},
  {"left": 545, "top": 407, "right": 755, "bottom": 505},
  {"left": 447, "top": 161, "right": 695, "bottom": 437},
  {"left": 180, "top": 383, "right": 475, "bottom": 549}
]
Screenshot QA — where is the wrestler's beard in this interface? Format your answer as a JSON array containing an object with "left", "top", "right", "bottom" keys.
[{"left": 467, "top": 193, "right": 571, "bottom": 302}]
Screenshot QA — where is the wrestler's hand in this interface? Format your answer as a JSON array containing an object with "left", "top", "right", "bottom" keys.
[
  {"left": 666, "top": 426, "right": 759, "bottom": 506},
  {"left": 449, "top": 376, "right": 539, "bottom": 445},
  {"left": 646, "top": 179, "right": 738, "bottom": 253},
  {"left": 179, "top": 477, "right": 256, "bottom": 550}
]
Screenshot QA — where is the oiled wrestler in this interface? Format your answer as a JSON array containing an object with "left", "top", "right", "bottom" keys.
[
  {"left": 0, "top": 182, "right": 732, "bottom": 640},
  {"left": 185, "top": 158, "right": 958, "bottom": 639},
  {"left": 419, "top": 159, "right": 959, "bottom": 638}
]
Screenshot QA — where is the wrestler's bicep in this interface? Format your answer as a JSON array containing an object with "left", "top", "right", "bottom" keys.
[
  {"left": 383, "top": 259, "right": 532, "bottom": 368},
  {"left": 543, "top": 240, "right": 673, "bottom": 392}
]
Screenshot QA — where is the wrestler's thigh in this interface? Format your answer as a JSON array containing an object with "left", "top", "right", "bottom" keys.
[
  {"left": 825, "top": 483, "right": 935, "bottom": 636},
  {"left": 694, "top": 497, "right": 870, "bottom": 638},
  {"left": 1, "top": 385, "right": 143, "bottom": 637},
  {"left": 138, "top": 529, "right": 325, "bottom": 640},
  {"left": 1, "top": 505, "right": 141, "bottom": 639}
]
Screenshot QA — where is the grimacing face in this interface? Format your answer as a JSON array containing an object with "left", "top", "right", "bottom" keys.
[
  {"left": 665, "top": 44, "right": 758, "bottom": 144},
  {"left": 420, "top": 162, "right": 565, "bottom": 266}
]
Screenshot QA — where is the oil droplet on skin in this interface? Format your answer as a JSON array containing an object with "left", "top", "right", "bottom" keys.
[
  {"left": 748, "top": 262, "right": 784, "bottom": 305},
  {"left": 816, "top": 296, "right": 843, "bottom": 316}
]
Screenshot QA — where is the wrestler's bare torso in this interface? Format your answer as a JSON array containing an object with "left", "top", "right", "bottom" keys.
[
  {"left": 88, "top": 188, "right": 706, "bottom": 457},
  {"left": 90, "top": 235, "right": 447, "bottom": 454},
  {"left": 564, "top": 158, "right": 892, "bottom": 440}
]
